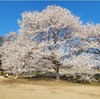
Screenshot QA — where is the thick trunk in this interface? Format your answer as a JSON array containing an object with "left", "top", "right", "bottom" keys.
[{"left": 56, "top": 65, "right": 60, "bottom": 80}]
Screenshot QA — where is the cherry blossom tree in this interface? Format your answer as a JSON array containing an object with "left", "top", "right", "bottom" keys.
[
  {"left": 75, "top": 23, "right": 100, "bottom": 62},
  {"left": 2, "top": 32, "right": 40, "bottom": 76},
  {"left": 75, "top": 23, "right": 100, "bottom": 49},
  {"left": 2, "top": 5, "right": 99, "bottom": 81},
  {"left": 18, "top": 5, "right": 82, "bottom": 80},
  {"left": 67, "top": 23, "right": 100, "bottom": 82}
]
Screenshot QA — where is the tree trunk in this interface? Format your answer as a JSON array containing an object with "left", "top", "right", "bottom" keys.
[
  {"left": 56, "top": 65, "right": 60, "bottom": 80},
  {"left": 1, "top": 71, "right": 3, "bottom": 75}
]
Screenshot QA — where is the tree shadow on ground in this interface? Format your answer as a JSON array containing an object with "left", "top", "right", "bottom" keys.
[
  {"left": 21, "top": 72, "right": 100, "bottom": 84},
  {"left": 21, "top": 72, "right": 75, "bottom": 81}
]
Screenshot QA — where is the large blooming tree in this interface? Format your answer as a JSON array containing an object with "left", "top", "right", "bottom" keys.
[
  {"left": 2, "top": 5, "right": 99, "bottom": 81},
  {"left": 17, "top": 5, "right": 82, "bottom": 80}
]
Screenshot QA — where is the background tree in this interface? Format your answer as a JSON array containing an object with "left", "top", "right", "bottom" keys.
[
  {"left": 1, "top": 32, "right": 41, "bottom": 76},
  {"left": 74, "top": 23, "right": 100, "bottom": 66}
]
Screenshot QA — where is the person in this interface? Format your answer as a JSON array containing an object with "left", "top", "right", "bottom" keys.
[
  {"left": 4, "top": 74, "right": 9, "bottom": 78},
  {"left": 15, "top": 75, "right": 18, "bottom": 79}
]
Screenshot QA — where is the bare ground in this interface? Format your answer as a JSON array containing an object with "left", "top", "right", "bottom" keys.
[{"left": 0, "top": 76, "right": 100, "bottom": 99}]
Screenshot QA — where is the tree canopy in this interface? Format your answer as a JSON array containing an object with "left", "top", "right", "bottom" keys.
[{"left": 1, "top": 5, "right": 100, "bottom": 80}]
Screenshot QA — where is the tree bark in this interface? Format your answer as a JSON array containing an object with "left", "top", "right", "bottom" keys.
[
  {"left": 1, "top": 71, "right": 3, "bottom": 75},
  {"left": 56, "top": 65, "right": 60, "bottom": 80}
]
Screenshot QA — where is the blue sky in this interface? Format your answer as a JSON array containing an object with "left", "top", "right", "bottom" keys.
[{"left": 0, "top": 1, "right": 100, "bottom": 36}]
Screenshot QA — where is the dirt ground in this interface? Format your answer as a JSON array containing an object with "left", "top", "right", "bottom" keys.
[{"left": 0, "top": 76, "right": 100, "bottom": 99}]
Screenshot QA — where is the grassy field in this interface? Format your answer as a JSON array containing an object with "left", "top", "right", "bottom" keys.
[{"left": 0, "top": 76, "right": 100, "bottom": 99}]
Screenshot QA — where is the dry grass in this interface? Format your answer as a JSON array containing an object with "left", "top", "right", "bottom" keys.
[{"left": 0, "top": 76, "right": 100, "bottom": 99}]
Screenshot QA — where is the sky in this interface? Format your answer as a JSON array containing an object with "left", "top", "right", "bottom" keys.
[{"left": 0, "top": 1, "right": 100, "bottom": 36}]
